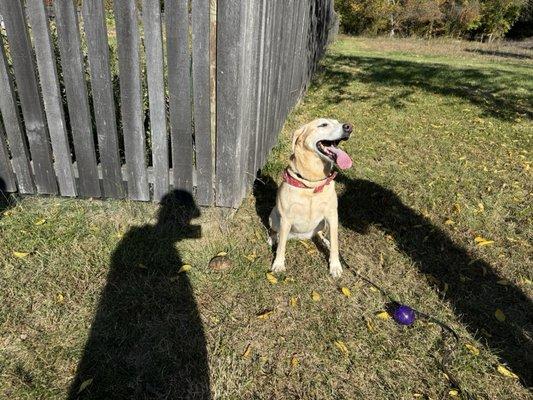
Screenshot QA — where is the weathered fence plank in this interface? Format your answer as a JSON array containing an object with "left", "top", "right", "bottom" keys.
[
  {"left": 27, "top": 0, "right": 77, "bottom": 197},
  {"left": 192, "top": 0, "right": 213, "bottom": 205},
  {"left": 0, "top": 35, "right": 34, "bottom": 194},
  {"left": 82, "top": 0, "right": 124, "bottom": 198},
  {"left": 166, "top": 0, "right": 193, "bottom": 193},
  {"left": 141, "top": 0, "right": 169, "bottom": 202},
  {"left": 113, "top": 1, "right": 149, "bottom": 201},
  {"left": 0, "top": 121, "right": 16, "bottom": 192},
  {"left": 54, "top": 0, "right": 101, "bottom": 198},
  {"left": 0, "top": 0, "right": 57, "bottom": 194},
  {"left": 216, "top": 0, "right": 247, "bottom": 207}
]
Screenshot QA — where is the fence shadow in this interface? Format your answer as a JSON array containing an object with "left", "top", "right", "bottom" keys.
[
  {"left": 0, "top": 177, "right": 15, "bottom": 218},
  {"left": 252, "top": 174, "right": 532, "bottom": 387},
  {"left": 68, "top": 190, "right": 210, "bottom": 400},
  {"left": 314, "top": 53, "right": 532, "bottom": 121}
]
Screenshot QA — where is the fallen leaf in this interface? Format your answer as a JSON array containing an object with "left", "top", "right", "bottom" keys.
[
  {"left": 242, "top": 344, "right": 252, "bottom": 358},
  {"left": 341, "top": 287, "right": 352, "bottom": 298},
  {"left": 494, "top": 308, "right": 506, "bottom": 322},
  {"left": 178, "top": 264, "right": 192, "bottom": 273},
  {"left": 257, "top": 309, "right": 274, "bottom": 320},
  {"left": 369, "top": 286, "right": 378, "bottom": 292},
  {"left": 376, "top": 311, "right": 391, "bottom": 320},
  {"left": 289, "top": 296, "right": 298, "bottom": 307},
  {"left": 266, "top": 272, "right": 278, "bottom": 284},
  {"left": 311, "top": 291, "right": 321, "bottom": 301},
  {"left": 245, "top": 252, "right": 257, "bottom": 262},
  {"left": 453, "top": 203, "right": 461, "bottom": 213},
  {"left": 465, "top": 343, "right": 480, "bottom": 356},
  {"left": 497, "top": 365, "right": 518, "bottom": 379},
  {"left": 284, "top": 277, "right": 295, "bottom": 284},
  {"left": 477, "top": 202, "right": 485, "bottom": 212},
  {"left": 449, "top": 389, "right": 459, "bottom": 396},
  {"left": 13, "top": 251, "right": 30, "bottom": 258},
  {"left": 365, "top": 318, "right": 375, "bottom": 332},
  {"left": 290, "top": 354, "right": 299, "bottom": 367},
  {"left": 78, "top": 378, "right": 93, "bottom": 394},
  {"left": 35, "top": 218, "right": 46, "bottom": 225},
  {"left": 444, "top": 219, "right": 455, "bottom": 225},
  {"left": 216, "top": 251, "right": 227, "bottom": 256},
  {"left": 474, "top": 236, "right": 494, "bottom": 246},
  {"left": 334, "top": 340, "right": 349, "bottom": 356},
  {"left": 56, "top": 293, "right": 64, "bottom": 304}
]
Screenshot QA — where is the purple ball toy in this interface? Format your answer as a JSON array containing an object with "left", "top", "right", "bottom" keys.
[{"left": 393, "top": 305, "right": 416, "bottom": 326}]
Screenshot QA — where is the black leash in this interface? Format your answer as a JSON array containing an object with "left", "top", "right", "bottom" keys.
[{"left": 337, "top": 251, "right": 476, "bottom": 400}]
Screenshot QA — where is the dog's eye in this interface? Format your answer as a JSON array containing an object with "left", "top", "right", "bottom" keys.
[{"left": 318, "top": 123, "right": 328, "bottom": 128}]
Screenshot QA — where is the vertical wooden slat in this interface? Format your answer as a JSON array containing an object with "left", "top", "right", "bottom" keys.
[
  {"left": 166, "top": 0, "right": 193, "bottom": 193},
  {"left": 141, "top": 0, "right": 169, "bottom": 202},
  {"left": 113, "top": 1, "right": 149, "bottom": 201},
  {"left": 0, "top": 120, "right": 16, "bottom": 192},
  {"left": 192, "top": 0, "right": 213, "bottom": 205},
  {"left": 0, "top": 35, "right": 34, "bottom": 194},
  {"left": 0, "top": 0, "right": 57, "bottom": 194},
  {"left": 54, "top": 0, "right": 101, "bottom": 198},
  {"left": 216, "top": 0, "right": 246, "bottom": 207},
  {"left": 27, "top": 0, "right": 77, "bottom": 197},
  {"left": 82, "top": 0, "right": 124, "bottom": 198}
]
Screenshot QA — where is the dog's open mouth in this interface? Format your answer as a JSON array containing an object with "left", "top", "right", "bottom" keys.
[{"left": 316, "top": 139, "right": 353, "bottom": 170}]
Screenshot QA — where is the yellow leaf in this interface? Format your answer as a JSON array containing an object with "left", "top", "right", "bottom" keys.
[
  {"left": 444, "top": 219, "right": 455, "bottom": 225},
  {"left": 56, "top": 293, "right": 64, "bottom": 304},
  {"left": 216, "top": 251, "right": 227, "bottom": 256},
  {"left": 449, "top": 389, "right": 459, "bottom": 396},
  {"left": 77, "top": 378, "right": 93, "bottom": 394},
  {"left": 242, "top": 344, "right": 252, "bottom": 358},
  {"left": 266, "top": 272, "right": 278, "bottom": 284},
  {"left": 245, "top": 252, "right": 257, "bottom": 262},
  {"left": 13, "top": 251, "right": 30, "bottom": 258},
  {"left": 369, "top": 286, "right": 378, "bottom": 292},
  {"left": 284, "top": 277, "right": 295, "bottom": 284},
  {"left": 334, "top": 340, "right": 349, "bottom": 356},
  {"left": 477, "top": 202, "right": 485, "bottom": 212},
  {"left": 494, "top": 308, "right": 506, "bottom": 322},
  {"left": 453, "top": 203, "right": 461, "bottom": 213},
  {"left": 376, "top": 311, "right": 391, "bottom": 320},
  {"left": 341, "top": 287, "right": 352, "bottom": 298},
  {"left": 311, "top": 291, "right": 321, "bottom": 301},
  {"left": 289, "top": 296, "right": 298, "bottom": 307},
  {"left": 257, "top": 310, "right": 274, "bottom": 320},
  {"left": 365, "top": 318, "right": 375, "bottom": 332},
  {"left": 178, "top": 264, "right": 192, "bottom": 273},
  {"left": 299, "top": 240, "right": 312, "bottom": 250},
  {"left": 465, "top": 343, "right": 480, "bottom": 356},
  {"left": 290, "top": 354, "right": 299, "bottom": 367},
  {"left": 497, "top": 365, "right": 518, "bottom": 379},
  {"left": 35, "top": 218, "right": 46, "bottom": 225},
  {"left": 474, "top": 236, "right": 494, "bottom": 246}
]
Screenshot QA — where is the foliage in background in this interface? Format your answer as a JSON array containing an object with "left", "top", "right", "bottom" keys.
[{"left": 335, "top": 0, "right": 528, "bottom": 39}]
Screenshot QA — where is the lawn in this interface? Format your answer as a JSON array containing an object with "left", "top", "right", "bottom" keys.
[{"left": 1, "top": 36, "right": 532, "bottom": 399}]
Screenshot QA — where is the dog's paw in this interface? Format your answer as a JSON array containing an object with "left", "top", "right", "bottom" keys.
[
  {"left": 329, "top": 260, "right": 342, "bottom": 278},
  {"left": 271, "top": 260, "right": 286, "bottom": 273}
]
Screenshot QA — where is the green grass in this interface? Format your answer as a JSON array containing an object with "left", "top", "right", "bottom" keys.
[{"left": 1, "top": 36, "right": 532, "bottom": 399}]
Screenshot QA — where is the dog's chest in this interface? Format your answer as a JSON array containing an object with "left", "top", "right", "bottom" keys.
[{"left": 284, "top": 187, "right": 335, "bottom": 233}]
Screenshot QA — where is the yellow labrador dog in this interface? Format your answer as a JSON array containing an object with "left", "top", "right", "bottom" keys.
[{"left": 269, "top": 118, "right": 353, "bottom": 277}]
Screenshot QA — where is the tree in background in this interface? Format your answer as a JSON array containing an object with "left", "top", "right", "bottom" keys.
[{"left": 335, "top": 0, "right": 526, "bottom": 39}]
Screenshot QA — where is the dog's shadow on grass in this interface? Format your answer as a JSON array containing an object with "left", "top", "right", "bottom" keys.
[
  {"left": 254, "top": 173, "right": 532, "bottom": 387},
  {"left": 68, "top": 190, "right": 210, "bottom": 400}
]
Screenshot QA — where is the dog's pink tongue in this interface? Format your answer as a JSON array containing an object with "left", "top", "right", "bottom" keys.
[{"left": 330, "top": 147, "right": 352, "bottom": 169}]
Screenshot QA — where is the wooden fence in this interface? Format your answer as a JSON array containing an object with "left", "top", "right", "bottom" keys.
[{"left": 0, "top": 0, "right": 336, "bottom": 207}]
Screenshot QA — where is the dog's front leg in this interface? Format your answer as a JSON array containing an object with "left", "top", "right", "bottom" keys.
[
  {"left": 271, "top": 218, "right": 291, "bottom": 273},
  {"left": 326, "top": 210, "right": 342, "bottom": 278}
]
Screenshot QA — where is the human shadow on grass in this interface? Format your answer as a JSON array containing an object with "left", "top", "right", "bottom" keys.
[
  {"left": 313, "top": 54, "right": 532, "bottom": 121},
  {"left": 68, "top": 190, "right": 210, "bottom": 400},
  {"left": 254, "top": 173, "right": 532, "bottom": 387}
]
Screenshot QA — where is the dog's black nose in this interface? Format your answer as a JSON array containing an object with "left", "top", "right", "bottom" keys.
[{"left": 342, "top": 123, "right": 353, "bottom": 134}]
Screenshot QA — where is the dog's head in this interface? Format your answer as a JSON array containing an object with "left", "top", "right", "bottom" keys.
[{"left": 291, "top": 118, "right": 353, "bottom": 177}]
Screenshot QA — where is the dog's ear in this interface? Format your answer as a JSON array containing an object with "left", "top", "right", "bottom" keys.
[{"left": 291, "top": 126, "right": 307, "bottom": 152}]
